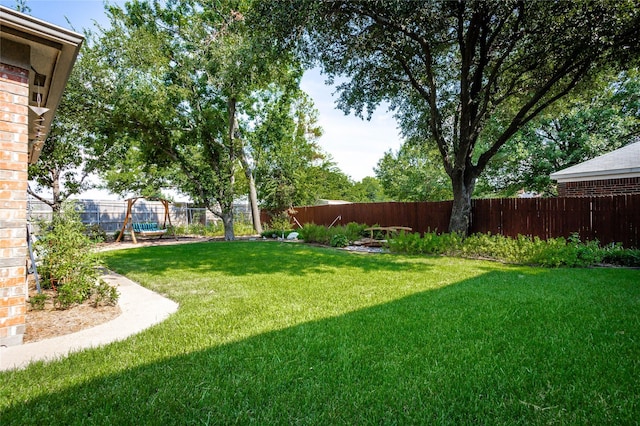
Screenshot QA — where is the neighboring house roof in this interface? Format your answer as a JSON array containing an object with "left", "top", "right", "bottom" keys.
[
  {"left": 0, "top": 6, "right": 83, "bottom": 163},
  {"left": 550, "top": 141, "right": 640, "bottom": 183},
  {"left": 317, "top": 199, "right": 353, "bottom": 205}
]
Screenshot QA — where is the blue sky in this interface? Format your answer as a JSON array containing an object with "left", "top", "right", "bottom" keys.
[{"left": 1, "top": 0, "right": 403, "bottom": 182}]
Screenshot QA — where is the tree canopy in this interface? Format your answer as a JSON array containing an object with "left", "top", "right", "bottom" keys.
[
  {"left": 93, "top": 0, "right": 311, "bottom": 239},
  {"left": 485, "top": 68, "right": 640, "bottom": 195},
  {"left": 375, "top": 141, "right": 451, "bottom": 202},
  {"left": 379, "top": 68, "right": 640, "bottom": 199},
  {"left": 257, "top": 0, "right": 640, "bottom": 234}
]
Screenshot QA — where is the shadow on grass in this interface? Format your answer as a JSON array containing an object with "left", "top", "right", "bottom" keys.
[
  {"left": 2, "top": 264, "right": 639, "bottom": 424},
  {"left": 100, "top": 240, "right": 437, "bottom": 277}
]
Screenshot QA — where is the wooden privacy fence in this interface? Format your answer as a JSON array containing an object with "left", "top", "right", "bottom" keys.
[{"left": 283, "top": 194, "right": 640, "bottom": 248}]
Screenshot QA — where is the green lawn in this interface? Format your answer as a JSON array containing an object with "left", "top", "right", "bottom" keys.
[{"left": 2, "top": 241, "right": 639, "bottom": 424}]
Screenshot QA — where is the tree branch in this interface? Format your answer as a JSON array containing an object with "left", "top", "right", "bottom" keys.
[
  {"left": 477, "top": 60, "right": 591, "bottom": 172},
  {"left": 27, "top": 185, "right": 54, "bottom": 209}
]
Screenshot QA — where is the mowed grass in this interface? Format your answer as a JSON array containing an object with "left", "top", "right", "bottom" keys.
[{"left": 1, "top": 241, "right": 639, "bottom": 424}]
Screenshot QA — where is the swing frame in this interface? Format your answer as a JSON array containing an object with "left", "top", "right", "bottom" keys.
[{"left": 116, "top": 197, "right": 175, "bottom": 244}]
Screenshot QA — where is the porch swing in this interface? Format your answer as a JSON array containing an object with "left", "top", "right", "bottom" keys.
[{"left": 116, "top": 197, "right": 175, "bottom": 244}]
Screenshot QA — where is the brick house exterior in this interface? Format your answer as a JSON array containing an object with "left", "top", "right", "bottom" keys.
[
  {"left": 551, "top": 142, "right": 640, "bottom": 197},
  {"left": 557, "top": 177, "right": 640, "bottom": 197},
  {"left": 0, "top": 7, "right": 82, "bottom": 346},
  {"left": 0, "top": 63, "right": 29, "bottom": 346}
]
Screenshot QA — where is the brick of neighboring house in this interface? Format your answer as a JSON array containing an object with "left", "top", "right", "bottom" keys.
[
  {"left": 0, "top": 63, "right": 28, "bottom": 347},
  {"left": 557, "top": 177, "right": 640, "bottom": 197}
]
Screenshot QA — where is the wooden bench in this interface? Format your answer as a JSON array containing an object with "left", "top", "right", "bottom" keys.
[
  {"left": 364, "top": 226, "right": 413, "bottom": 239},
  {"left": 132, "top": 222, "right": 167, "bottom": 238},
  {"left": 355, "top": 226, "right": 413, "bottom": 247}
]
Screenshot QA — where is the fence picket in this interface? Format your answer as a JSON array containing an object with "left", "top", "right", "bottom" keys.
[{"left": 283, "top": 195, "right": 640, "bottom": 248}]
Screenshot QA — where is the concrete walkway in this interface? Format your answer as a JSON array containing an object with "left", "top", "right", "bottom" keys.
[{"left": 0, "top": 270, "right": 179, "bottom": 371}]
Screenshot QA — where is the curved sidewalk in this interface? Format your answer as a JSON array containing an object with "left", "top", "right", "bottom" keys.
[{"left": 0, "top": 270, "right": 179, "bottom": 371}]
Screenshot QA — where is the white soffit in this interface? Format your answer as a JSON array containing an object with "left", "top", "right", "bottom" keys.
[{"left": 0, "top": 5, "right": 83, "bottom": 163}]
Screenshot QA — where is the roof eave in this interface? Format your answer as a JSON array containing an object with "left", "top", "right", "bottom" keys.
[
  {"left": 551, "top": 167, "right": 640, "bottom": 182},
  {"left": 0, "top": 6, "right": 84, "bottom": 163}
]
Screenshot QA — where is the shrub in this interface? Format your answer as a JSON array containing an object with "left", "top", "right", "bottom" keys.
[
  {"left": 54, "top": 280, "right": 92, "bottom": 309},
  {"left": 388, "top": 231, "right": 462, "bottom": 255},
  {"left": 298, "top": 222, "right": 368, "bottom": 245},
  {"left": 461, "top": 233, "right": 535, "bottom": 263},
  {"left": 34, "top": 202, "right": 116, "bottom": 309},
  {"left": 298, "top": 223, "right": 332, "bottom": 245},
  {"left": 28, "top": 294, "right": 48, "bottom": 311},
  {"left": 265, "top": 212, "right": 293, "bottom": 233},
  {"left": 343, "top": 222, "right": 369, "bottom": 241},
  {"left": 296, "top": 225, "right": 637, "bottom": 268},
  {"left": 602, "top": 246, "right": 640, "bottom": 267},
  {"left": 84, "top": 224, "right": 107, "bottom": 242},
  {"left": 91, "top": 279, "right": 120, "bottom": 307},
  {"left": 330, "top": 234, "right": 349, "bottom": 248},
  {"left": 388, "top": 230, "right": 638, "bottom": 268},
  {"left": 261, "top": 212, "right": 296, "bottom": 239},
  {"left": 172, "top": 220, "right": 255, "bottom": 237},
  {"left": 260, "top": 229, "right": 297, "bottom": 239}
]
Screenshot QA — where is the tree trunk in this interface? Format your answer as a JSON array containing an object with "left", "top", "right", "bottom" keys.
[
  {"left": 207, "top": 202, "right": 235, "bottom": 241},
  {"left": 223, "top": 97, "right": 239, "bottom": 241},
  {"left": 239, "top": 152, "right": 263, "bottom": 235},
  {"left": 27, "top": 168, "right": 63, "bottom": 213},
  {"left": 222, "top": 210, "right": 235, "bottom": 241},
  {"left": 51, "top": 172, "right": 62, "bottom": 213},
  {"left": 448, "top": 171, "right": 476, "bottom": 236}
]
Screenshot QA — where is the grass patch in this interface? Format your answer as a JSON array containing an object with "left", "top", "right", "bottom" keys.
[{"left": 2, "top": 242, "right": 639, "bottom": 424}]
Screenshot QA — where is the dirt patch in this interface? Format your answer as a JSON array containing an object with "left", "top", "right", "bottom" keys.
[{"left": 24, "top": 287, "right": 121, "bottom": 343}]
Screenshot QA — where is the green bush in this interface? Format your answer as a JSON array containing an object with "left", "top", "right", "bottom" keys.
[
  {"left": 55, "top": 280, "right": 92, "bottom": 309},
  {"left": 261, "top": 212, "right": 296, "bottom": 239},
  {"left": 525, "top": 234, "right": 604, "bottom": 268},
  {"left": 34, "top": 202, "right": 117, "bottom": 309},
  {"left": 84, "top": 224, "right": 107, "bottom": 242},
  {"left": 602, "top": 246, "right": 640, "bottom": 267},
  {"left": 389, "top": 230, "right": 638, "bottom": 268},
  {"left": 298, "top": 223, "right": 332, "bottom": 245},
  {"left": 343, "top": 222, "right": 369, "bottom": 241},
  {"left": 91, "top": 279, "right": 120, "bottom": 307},
  {"left": 28, "top": 294, "right": 47, "bottom": 311},
  {"left": 461, "top": 233, "right": 536, "bottom": 263},
  {"left": 265, "top": 212, "right": 293, "bottom": 233},
  {"left": 298, "top": 222, "right": 368, "bottom": 245},
  {"left": 330, "top": 234, "right": 349, "bottom": 248},
  {"left": 260, "top": 229, "right": 296, "bottom": 239},
  {"left": 388, "top": 231, "right": 462, "bottom": 255},
  {"left": 234, "top": 220, "right": 258, "bottom": 236},
  {"left": 295, "top": 224, "right": 638, "bottom": 268}
]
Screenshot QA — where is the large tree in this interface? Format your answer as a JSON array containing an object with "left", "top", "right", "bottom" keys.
[
  {"left": 484, "top": 68, "right": 640, "bottom": 195},
  {"left": 248, "top": 86, "right": 326, "bottom": 212},
  {"left": 96, "top": 0, "right": 301, "bottom": 239},
  {"left": 257, "top": 0, "right": 640, "bottom": 234},
  {"left": 376, "top": 70, "right": 640, "bottom": 198}
]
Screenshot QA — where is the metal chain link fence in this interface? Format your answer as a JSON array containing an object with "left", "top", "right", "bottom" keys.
[{"left": 27, "top": 197, "right": 252, "bottom": 234}]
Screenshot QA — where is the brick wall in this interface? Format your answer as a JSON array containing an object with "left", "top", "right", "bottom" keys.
[
  {"left": 557, "top": 177, "right": 640, "bottom": 197},
  {"left": 0, "top": 63, "right": 29, "bottom": 347}
]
